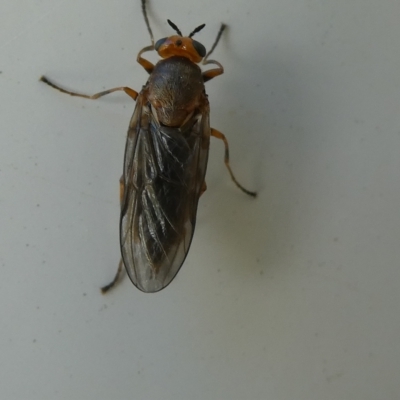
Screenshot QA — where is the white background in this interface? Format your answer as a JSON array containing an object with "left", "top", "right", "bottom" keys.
[{"left": 1, "top": 1, "right": 400, "bottom": 399}]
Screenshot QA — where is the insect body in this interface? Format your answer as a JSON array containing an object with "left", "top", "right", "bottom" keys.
[{"left": 40, "top": 0, "right": 256, "bottom": 293}]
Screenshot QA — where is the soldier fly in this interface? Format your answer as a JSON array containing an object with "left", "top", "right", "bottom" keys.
[{"left": 40, "top": 0, "right": 256, "bottom": 293}]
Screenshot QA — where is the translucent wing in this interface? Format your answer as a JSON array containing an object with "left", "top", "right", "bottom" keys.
[{"left": 120, "top": 92, "right": 210, "bottom": 292}]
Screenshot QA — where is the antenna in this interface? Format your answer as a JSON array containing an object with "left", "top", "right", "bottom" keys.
[
  {"left": 167, "top": 19, "right": 183, "bottom": 36},
  {"left": 189, "top": 23, "right": 206, "bottom": 38}
]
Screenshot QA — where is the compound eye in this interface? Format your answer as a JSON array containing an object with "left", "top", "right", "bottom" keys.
[
  {"left": 192, "top": 40, "right": 206, "bottom": 57},
  {"left": 155, "top": 37, "right": 168, "bottom": 51}
]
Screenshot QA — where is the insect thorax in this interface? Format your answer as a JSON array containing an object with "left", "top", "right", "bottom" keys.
[{"left": 147, "top": 56, "right": 205, "bottom": 127}]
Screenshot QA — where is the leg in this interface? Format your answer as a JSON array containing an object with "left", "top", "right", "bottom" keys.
[
  {"left": 119, "top": 175, "right": 124, "bottom": 204},
  {"left": 137, "top": 45, "right": 155, "bottom": 74},
  {"left": 101, "top": 259, "right": 125, "bottom": 294},
  {"left": 101, "top": 176, "right": 127, "bottom": 294},
  {"left": 211, "top": 128, "right": 257, "bottom": 197},
  {"left": 137, "top": 0, "right": 155, "bottom": 74},
  {"left": 200, "top": 181, "right": 207, "bottom": 196},
  {"left": 202, "top": 60, "right": 224, "bottom": 83},
  {"left": 39, "top": 76, "right": 138, "bottom": 101},
  {"left": 202, "top": 24, "right": 226, "bottom": 83}
]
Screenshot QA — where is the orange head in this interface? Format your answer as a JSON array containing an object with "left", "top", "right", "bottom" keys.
[{"left": 154, "top": 20, "right": 206, "bottom": 64}]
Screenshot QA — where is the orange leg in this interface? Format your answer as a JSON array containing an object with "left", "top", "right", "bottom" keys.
[
  {"left": 211, "top": 128, "right": 257, "bottom": 197},
  {"left": 202, "top": 60, "right": 224, "bottom": 83},
  {"left": 119, "top": 175, "right": 124, "bottom": 205},
  {"left": 39, "top": 76, "right": 138, "bottom": 101},
  {"left": 137, "top": 45, "right": 155, "bottom": 74}
]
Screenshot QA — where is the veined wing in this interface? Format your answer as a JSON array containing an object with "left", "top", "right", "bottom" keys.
[{"left": 120, "top": 92, "right": 210, "bottom": 292}]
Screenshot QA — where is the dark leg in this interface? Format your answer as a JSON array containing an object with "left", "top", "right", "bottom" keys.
[
  {"left": 202, "top": 24, "right": 226, "bottom": 83},
  {"left": 40, "top": 76, "right": 135, "bottom": 293},
  {"left": 137, "top": 0, "right": 155, "bottom": 74},
  {"left": 39, "top": 76, "right": 138, "bottom": 101},
  {"left": 101, "top": 259, "right": 126, "bottom": 294},
  {"left": 211, "top": 128, "right": 257, "bottom": 197},
  {"left": 200, "top": 181, "right": 207, "bottom": 196},
  {"left": 101, "top": 176, "right": 128, "bottom": 294}
]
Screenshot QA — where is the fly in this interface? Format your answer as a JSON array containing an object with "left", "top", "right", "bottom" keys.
[{"left": 40, "top": 0, "right": 256, "bottom": 293}]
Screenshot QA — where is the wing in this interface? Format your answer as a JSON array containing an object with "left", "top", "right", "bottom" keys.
[{"left": 120, "top": 91, "right": 210, "bottom": 292}]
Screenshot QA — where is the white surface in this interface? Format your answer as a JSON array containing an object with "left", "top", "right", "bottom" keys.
[{"left": 1, "top": 1, "right": 400, "bottom": 399}]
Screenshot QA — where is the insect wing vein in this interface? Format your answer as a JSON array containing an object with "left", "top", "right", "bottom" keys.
[{"left": 120, "top": 93, "right": 210, "bottom": 292}]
